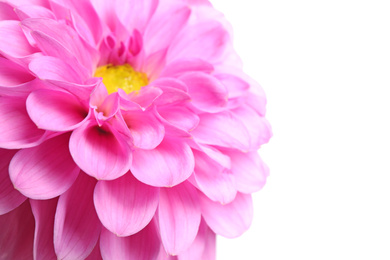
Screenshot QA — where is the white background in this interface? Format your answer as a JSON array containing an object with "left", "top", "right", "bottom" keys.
[{"left": 211, "top": 1, "right": 390, "bottom": 259}]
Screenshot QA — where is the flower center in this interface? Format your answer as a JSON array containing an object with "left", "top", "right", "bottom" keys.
[{"left": 94, "top": 64, "right": 148, "bottom": 94}]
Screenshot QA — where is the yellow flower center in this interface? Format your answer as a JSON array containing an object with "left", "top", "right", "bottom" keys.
[{"left": 94, "top": 64, "right": 149, "bottom": 94}]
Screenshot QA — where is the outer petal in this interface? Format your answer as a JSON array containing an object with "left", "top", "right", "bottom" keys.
[
  {"left": 54, "top": 173, "right": 101, "bottom": 260},
  {"left": 0, "top": 201, "right": 35, "bottom": 259},
  {"left": 131, "top": 138, "right": 194, "bottom": 187},
  {"left": 200, "top": 192, "right": 253, "bottom": 238},
  {"left": 27, "top": 89, "right": 88, "bottom": 132},
  {"left": 0, "top": 96, "right": 46, "bottom": 149},
  {"left": 100, "top": 222, "right": 160, "bottom": 260},
  {"left": 215, "top": 73, "right": 250, "bottom": 99},
  {"left": 69, "top": 122, "right": 132, "bottom": 180},
  {"left": 0, "top": 57, "right": 34, "bottom": 87},
  {"left": 160, "top": 59, "right": 214, "bottom": 78},
  {"left": 158, "top": 106, "right": 199, "bottom": 132},
  {"left": 94, "top": 173, "right": 159, "bottom": 236},
  {"left": 159, "top": 182, "right": 201, "bottom": 255},
  {"left": 179, "top": 72, "right": 228, "bottom": 113},
  {"left": 9, "top": 134, "right": 80, "bottom": 199},
  {"left": 0, "top": 149, "right": 26, "bottom": 215},
  {"left": 30, "top": 198, "right": 58, "bottom": 260}
]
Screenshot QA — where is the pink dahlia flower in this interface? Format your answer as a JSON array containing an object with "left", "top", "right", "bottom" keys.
[{"left": 0, "top": 0, "right": 272, "bottom": 259}]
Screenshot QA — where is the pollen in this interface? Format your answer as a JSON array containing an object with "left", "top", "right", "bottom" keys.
[{"left": 94, "top": 64, "right": 149, "bottom": 94}]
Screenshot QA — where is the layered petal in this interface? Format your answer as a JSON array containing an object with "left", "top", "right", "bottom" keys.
[
  {"left": 131, "top": 138, "right": 194, "bottom": 187},
  {"left": 9, "top": 134, "right": 80, "bottom": 199},
  {"left": 0, "top": 149, "right": 26, "bottom": 215},
  {"left": 159, "top": 182, "right": 201, "bottom": 255},
  {"left": 0, "top": 57, "right": 34, "bottom": 87},
  {"left": 94, "top": 173, "right": 159, "bottom": 236},
  {"left": 160, "top": 59, "right": 214, "bottom": 78},
  {"left": 100, "top": 222, "right": 160, "bottom": 260},
  {"left": 200, "top": 192, "right": 253, "bottom": 238},
  {"left": 54, "top": 173, "right": 101, "bottom": 260},
  {"left": 69, "top": 122, "right": 132, "bottom": 180},
  {"left": 158, "top": 106, "right": 199, "bottom": 132}
]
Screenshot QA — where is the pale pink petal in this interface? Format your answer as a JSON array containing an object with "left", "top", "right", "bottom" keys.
[
  {"left": 30, "top": 198, "right": 57, "bottom": 260},
  {"left": 0, "top": 96, "right": 46, "bottom": 149},
  {"left": 192, "top": 150, "right": 237, "bottom": 204},
  {"left": 153, "top": 80, "right": 191, "bottom": 106},
  {"left": 27, "top": 89, "right": 89, "bottom": 131},
  {"left": 161, "top": 58, "right": 214, "bottom": 78},
  {"left": 158, "top": 106, "right": 199, "bottom": 131},
  {"left": 144, "top": 4, "right": 191, "bottom": 54},
  {"left": 152, "top": 77, "right": 188, "bottom": 92},
  {"left": 200, "top": 192, "right": 253, "bottom": 238},
  {"left": 100, "top": 222, "right": 160, "bottom": 260},
  {"left": 15, "top": 5, "right": 55, "bottom": 19},
  {"left": 0, "top": 57, "right": 34, "bottom": 86},
  {"left": 179, "top": 72, "right": 228, "bottom": 113},
  {"left": 193, "top": 144, "right": 231, "bottom": 169},
  {"left": 69, "top": 122, "right": 132, "bottom": 180},
  {"left": 0, "top": 2, "right": 19, "bottom": 20},
  {"left": 131, "top": 138, "right": 194, "bottom": 187},
  {"left": 159, "top": 181, "right": 201, "bottom": 255},
  {"left": 42, "top": 77, "right": 100, "bottom": 101},
  {"left": 97, "top": 92, "right": 120, "bottom": 122},
  {"left": 122, "top": 109, "right": 164, "bottom": 149},
  {"left": 54, "top": 173, "right": 101, "bottom": 260},
  {"left": 167, "top": 21, "right": 229, "bottom": 63},
  {"left": 215, "top": 73, "right": 250, "bottom": 99},
  {"left": 9, "top": 134, "right": 80, "bottom": 199},
  {"left": 0, "top": 149, "right": 26, "bottom": 215},
  {"left": 0, "top": 20, "right": 37, "bottom": 58},
  {"left": 94, "top": 173, "right": 159, "bottom": 236},
  {"left": 191, "top": 111, "right": 251, "bottom": 151},
  {"left": 227, "top": 150, "right": 269, "bottom": 193},
  {"left": 90, "top": 81, "right": 108, "bottom": 108},
  {"left": 127, "top": 86, "right": 163, "bottom": 110},
  {"left": 178, "top": 219, "right": 216, "bottom": 260},
  {"left": 0, "top": 201, "right": 35, "bottom": 259}
]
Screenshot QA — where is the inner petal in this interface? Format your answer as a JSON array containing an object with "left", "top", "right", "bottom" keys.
[{"left": 94, "top": 64, "right": 148, "bottom": 94}]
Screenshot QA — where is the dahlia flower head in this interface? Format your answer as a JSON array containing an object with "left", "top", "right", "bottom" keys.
[{"left": 0, "top": 0, "right": 272, "bottom": 259}]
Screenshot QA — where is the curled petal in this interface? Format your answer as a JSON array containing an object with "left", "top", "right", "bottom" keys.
[
  {"left": 54, "top": 173, "right": 101, "bottom": 260},
  {"left": 9, "top": 134, "right": 80, "bottom": 199},
  {"left": 69, "top": 122, "right": 132, "bottom": 180},
  {"left": 94, "top": 173, "right": 159, "bottom": 236},
  {"left": 159, "top": 182, "right": 201, "bottom": 255},
  {"left": 0, "top": 57, "right": 34, "bottom": 87},
  {"left": 131, "top": 138, "right": 194, "bottom": 187}
]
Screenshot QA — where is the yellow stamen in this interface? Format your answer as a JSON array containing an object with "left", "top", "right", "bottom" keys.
[{"left": 94, "top": 64, "right": 148, "bottom": 94}]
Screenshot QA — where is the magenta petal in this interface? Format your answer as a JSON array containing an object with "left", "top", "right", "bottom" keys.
[
  {"left": 159, "top": 182, "right": 201, "bottom": 255},
  {"left": 179, "top": 72, "right": 228, "bottom": 113},
  {"left": 27, "top": 89, "right": 88, "bottom": 131},
  {"left": 0, "top": 96, "right": 46, "bottom": 149},
  {"left": 192, "top": 150, "right": 237, "bottom": 204},
  {"left": 0, "top": 149, "right": 26, "bottom": 215},
  {"left": 30, "top": 198, "right": 58, "bottom": 260},
  {"left": 131, "top": 138, "right": 194, "bottom": 187},
  {"left": 200, "top": 192, "right": 253, "bottom": 238},
  {"left": 94, "top": 173, "right": 159, "bottom": 236},
  {"left": 85, "top": 242, "right": 103, "bottom": 260},
  {"left": 122, "top": 109, "right": 164, "bottom": 149},
  {"left": 0, "top": 57, "right": 34, "bottom": 86},
  {"left": 54, "top": 173, "right": 101, "bottom": 260},
  {"left": 0, "top": 201, "right": 35, "bottom": 259},
  {"left": 161, "top": 59, "right": 214, "bottom": 78},
  {"left": 100, "top": 222, "right": 160, "bottom": 260},
  {"left": 69, "top": 122, "right": 132, "bottom": 180},
  {"left": 9, "top": 134, "right": 80, "bottom": 199}
]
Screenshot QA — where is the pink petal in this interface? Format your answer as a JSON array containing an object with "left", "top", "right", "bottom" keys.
[
  {"left": 0, "top": 57, "right": 34, "bottom": 86},
  {"left": 215, "top": 73, "right": 250, "bottom": 99},
  {"left": 131, "top": 138, "right": 194, "bottom": 187},
  {"left": 30, "top": 198, "right": 58, "bottom": 260},
  {"left": 54, "top": 173, "right": 101, "bottom": 260},
  {"left": 179, "top": 72, "right": 228, "bottom": 113},
  {"left": 0, "top": 2, "right": 19, "bottom": 20},
  {"left": 192, "top": 143, "right": 231, "bottom": 169},
  {"left": 161, "top": 59, "right": 214, "bottom": 78},
  {"left": 159, "top": 182, "right": 201, "bottom": 255},
  {"left": 192, "top": 150, "right": 237, "bottom": 204},
  {"left": 191, "top": 111, "right": 251, "bottom": 151},
  {"left": 9, "top": 134, "right": 80, "bottom": 199},
  {"left": 85, "top": 242, "right": 103, "bottom": 260},
  {"left": 0, "top": 96, "right": 46, "bottom": 149},
  {"left": 178, "top": 219, "right": 216, "bottom": 260},
  {"left": 122, "top": 109, "right": 164, "bottom": 149},
  {"left": 228, "top": 150, "right": 269, "bottom": 193},
  {"left": 15, "top": 5, "right": 56, "bottom": 19},
  {"left": 100, "top": 222, "right": 160, "bottom": 260},
  {"left": 127, "top": 86, "right": 163, "bottom": 110},
  {"left": 0, "top": 201, "right": 35, "bottom": 259},
  {"left": 200, "top": 192, "right": 253, "bottom": 238},
  {"left": 152, "top": 78, "right": 191, "bottom": 106},
  {"left": 0, "top": 20, "right": 37, "bottom": 58},
  {"left": 167, "top": 21, "right": 229, "bottom": 63},
  {"left": 27, "top": 89, "right": 88, "bottom": 132},
  {"left": 0, "top": 149, "right": 26, "bottom": 215},
  {"left": 144, "top": 4, "right": 191, "bottom": 54},
  {"left": 158, "top": 106, "right": 199, "bottom": 132},
  {"left": 94, "top": 173, "right": 159, "bottom": 236},
  {"left": 69, "top": 122, "right": 132, "bottom": 180}
]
